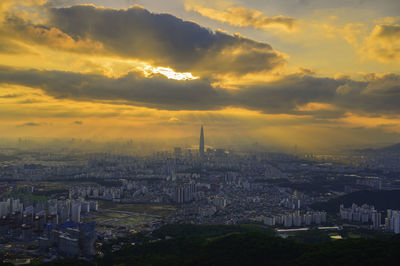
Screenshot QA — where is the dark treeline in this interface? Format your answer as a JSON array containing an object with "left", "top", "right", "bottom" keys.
[{"left": 30, "top": 224, "right": 400, "bottom": 266}]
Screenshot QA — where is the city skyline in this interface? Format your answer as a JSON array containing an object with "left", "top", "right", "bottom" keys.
[{"left": 2, "top": 1, "right": 400, "bottom": 263}]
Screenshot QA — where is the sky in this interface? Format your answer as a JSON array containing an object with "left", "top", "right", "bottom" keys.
[{"left": 0, "top": 0, "right": 400, "bottom": 152}]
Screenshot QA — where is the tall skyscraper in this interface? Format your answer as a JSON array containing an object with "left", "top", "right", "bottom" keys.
[{"left": 199, "top": 125, "right": 204, "bottom": 158}]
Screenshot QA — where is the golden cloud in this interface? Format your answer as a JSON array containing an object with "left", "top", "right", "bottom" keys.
[
  {"left": 3, "top": 16, "right": 104, "bottom": 53},
  {"left": 185, "top": 1, "right": 296, "bottom": 31},
  {"left": 1, "top": 4, "right": 286, "bottom": 78},
  {"left": 362, "top": 23, "right": 400, "bottom": 62},
  {"left": 0, "top": 1, "right": 400, "bottom": 151},
  {"left": 310, "top": 17, "right": 400, "bottom": 64}
]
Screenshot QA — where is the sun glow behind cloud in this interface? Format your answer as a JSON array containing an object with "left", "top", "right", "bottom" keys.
[
  {"left": 142, "top": 65, "right": 199, "bottom": 80},
  {"left": 1, "top": 0, "right": 400, "bottom": 152}
]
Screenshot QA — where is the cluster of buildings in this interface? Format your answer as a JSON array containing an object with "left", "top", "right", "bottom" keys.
[
  {"left": 1, "top": 127, "right": 400, "bottom": 265},
  {"left": 69, "top": 185, "right": 122, "bottom": 201},
  {"left": 44, "top": 198, "right": 98, "bottom": 224},
  {"left": 263, "top": 211, "right": 327, "bottom": 227},
  {"left": 339, "top": 204, "right": 381, "bottom": 228},
  {"left": 355, "top": 176, "right": 382, "bottom": 190},
  {"left": 0, "top": 197, "right": 97, "bottom": 226},
  {"left": 2, "top": 127, "right": 393, "bottom": 232},
  {"left": 0, "top": 198, "right": 23, "bottom": 217},
  {"left": 385, "top": 210, "right": 400, "bottom": 234},
  {"left": 339, "top": 204, "right": 400, "bottom": 234},
  {"left": 281, "top": 197, "right": 302, "bottom": 210},
  {"left": 39, "top": 221, "right": 96, "bottom": 258},
  {"left": 173, "top": 183, "right": 196, "bottom": 203},
  {"left": 0, "top": 197, "right": 98, "bottom": 258}
]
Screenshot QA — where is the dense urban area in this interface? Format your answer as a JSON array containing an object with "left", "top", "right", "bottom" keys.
[{"left": 1, "top": 128, "right": 400, "bottom": 264}]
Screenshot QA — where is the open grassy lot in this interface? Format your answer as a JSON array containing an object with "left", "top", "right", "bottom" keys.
[
  {"left": 98, "top": 200, "right": 176, "bottom": 217},
  {"left": 85, "top": 211, "right": 156, "bottom": 227}
]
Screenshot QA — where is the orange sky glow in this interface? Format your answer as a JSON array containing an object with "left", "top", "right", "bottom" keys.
[{"left": 0, "top": 0, "right": 400, "bottom": 152}]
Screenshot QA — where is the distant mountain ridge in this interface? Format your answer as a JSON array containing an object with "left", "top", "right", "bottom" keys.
[
  {"left": 377, "top": 143, "right": 400, "bottom": 152},
  {"left": 356, "top": 143, "right": 400, "bottom": 153}
]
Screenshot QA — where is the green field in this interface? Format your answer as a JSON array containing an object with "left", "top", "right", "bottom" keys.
[
  {"left": 98, "top": 200, "right": 176, "bottom": 217},
  {"left": 86, "top": 211, "right": 156, "bottom": 226}
]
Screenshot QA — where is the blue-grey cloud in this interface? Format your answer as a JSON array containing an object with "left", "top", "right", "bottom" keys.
[
  {"left": 1, "top": 66, "right": 400, "bottom": 117},
  {"left": 42, "top": 5, "right": 285, "bottom": 76},
  {"left": 0, "top": 66, "right": 228, "bottom": 110}
]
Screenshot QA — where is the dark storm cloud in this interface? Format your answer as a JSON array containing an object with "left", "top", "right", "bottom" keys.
[
  {"left": 233, "top": 75, "right": 340, "bottom": 113},
  {"left": 1, "top": 66, "right": 400, "bottom": 116},
  {"left": 237, "top": 73, "right": 400, "bottom": 116},
  {"left": 335, "top": 73, "right": 400, "bottom": 114},
  {"left": 45, "top": 5, "right": 284, "bottom": 75},
  {"left": 0, "top": 66, "right": 227, "bottom": 110}
]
